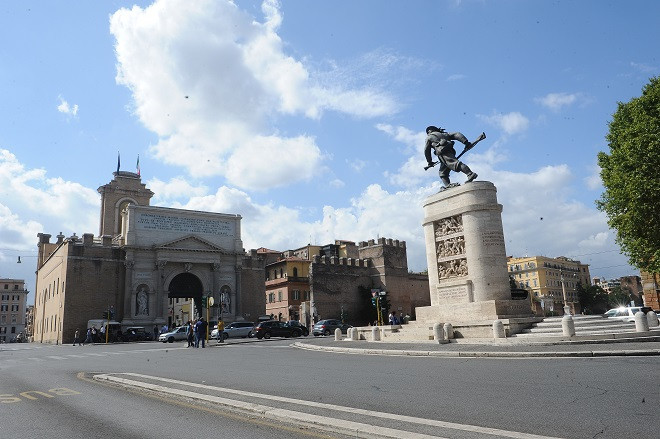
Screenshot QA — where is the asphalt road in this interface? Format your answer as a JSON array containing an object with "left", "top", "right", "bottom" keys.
[{"left": 1, "top": 337, "right": 658, "bottom": 439}]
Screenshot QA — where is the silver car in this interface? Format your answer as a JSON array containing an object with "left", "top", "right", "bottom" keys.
[
  {"left": 211, "top": 321, "right": 254, "bottom": 341},
  {"left": 158, "top": 325, "right": 189, "bottom": 343}
]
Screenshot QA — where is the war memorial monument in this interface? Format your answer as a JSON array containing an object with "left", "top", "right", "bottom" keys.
[{"left": 414, "top": 125, "right": 537, "bottom": 338}]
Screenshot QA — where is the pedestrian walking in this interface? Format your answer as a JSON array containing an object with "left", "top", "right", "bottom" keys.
[
  {"left": 187, "top": 321, "right": 194, "bottom": 347},
  {"left": 83, "top": 328, "right": 93, "bottom": 345},
  {"left": 73, "top": 329, "right": 81, "bottom": 346}
]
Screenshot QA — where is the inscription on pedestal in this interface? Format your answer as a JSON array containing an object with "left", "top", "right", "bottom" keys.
[
  {"left": 481, "top": 231, "right": 504, "bottom": 246},
  {"left": 436, "top": 285, "right": 468, "bottom": 303}
]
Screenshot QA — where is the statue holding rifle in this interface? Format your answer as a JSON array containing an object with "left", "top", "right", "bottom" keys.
[{"left": 424, "top": 125, "right": 486, "bottom": 189}]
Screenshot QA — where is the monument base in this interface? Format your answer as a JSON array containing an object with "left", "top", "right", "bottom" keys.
[{"left": 415, "top": 300, "right": 538, "bottom": 338}]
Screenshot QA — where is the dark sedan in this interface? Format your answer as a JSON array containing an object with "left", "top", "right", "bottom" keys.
[
  {"left": 252, "top": 320, "right": 304, "bottom": 339},
  {"left": 284, "top": 320, "right": 309, "bottom": 336},
  {"left": 312, "top": 319, "right": 352, "bottom": 336}
]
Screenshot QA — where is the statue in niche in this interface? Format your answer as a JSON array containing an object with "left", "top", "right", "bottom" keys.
[{"left": 136, "top": 286, "right": 149, "bottom": 316}]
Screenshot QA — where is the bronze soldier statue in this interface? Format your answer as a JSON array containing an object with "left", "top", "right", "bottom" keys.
[{"left": 424, "top": 125, "right": 485, "bottom": 188}]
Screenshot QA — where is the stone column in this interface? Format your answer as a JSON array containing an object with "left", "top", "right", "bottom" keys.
[
  {"left": 156, "top": 260, "right": 167, "bottom": 319},
  {"left": 233, "top": 263, "right": 240, "bottom": 316},
  {"left": 123, "top": 260, "right": 134, "bottom": 321}
]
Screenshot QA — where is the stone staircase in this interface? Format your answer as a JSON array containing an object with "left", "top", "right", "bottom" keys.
[{"left": 369, "top": 314, "right": 659, "bottom": 343}]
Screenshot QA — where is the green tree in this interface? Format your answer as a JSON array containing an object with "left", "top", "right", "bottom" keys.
[
  {"left": 597, "top": 76, "right": 660, "bottom": 273},
  {"left": 607, "top": 286, "right": 632, "bottom": 308},
  {"left": 577, "top": 283, "right": 609, "bottom": 314}
]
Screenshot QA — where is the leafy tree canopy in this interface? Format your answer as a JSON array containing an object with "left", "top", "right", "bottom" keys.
[{"left": 597, "top": 76, "right": 660, "bottom": 273}]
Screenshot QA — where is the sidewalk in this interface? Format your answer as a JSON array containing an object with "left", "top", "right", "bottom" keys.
[{"left": 292, "top": 335, "right": 660, "bottom": 358}]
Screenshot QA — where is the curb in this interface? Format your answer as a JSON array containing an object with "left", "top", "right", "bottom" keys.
[{"left": 291, "top": 342, "right": 660, "bottom": 358}]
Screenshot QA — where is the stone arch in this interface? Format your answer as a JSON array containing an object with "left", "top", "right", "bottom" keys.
[
  {"left": 167, "top": 272, "right": 204, "bottom": 316},
  {"left": 116, "top": 197, "right": 138, "bottom": 236}
]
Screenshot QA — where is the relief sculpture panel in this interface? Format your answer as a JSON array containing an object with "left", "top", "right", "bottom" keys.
[{"left": 434, "top": 214, "right": 468, "bottom": 279}]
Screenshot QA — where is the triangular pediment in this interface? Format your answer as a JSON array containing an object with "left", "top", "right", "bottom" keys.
[{"left": 156, "top": 235, "right": 227, "bottom": 253}]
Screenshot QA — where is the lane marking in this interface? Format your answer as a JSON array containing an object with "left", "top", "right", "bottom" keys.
[
  {"left": 46, "top": 355, "right": 67, "bottom": 360},
  {"left": 95, "top": 373, "right": 442, "bottom": 439},
  {"left": 95, "top": 372, "right": 563, "bottom": 439}
]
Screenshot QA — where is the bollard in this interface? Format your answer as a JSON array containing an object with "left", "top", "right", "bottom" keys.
[
  {"left": 371, "top": 326, "right": 380, "bottom": 341},
  {"left": 561, "top": 315, "right": 576, "bottom": 337},
  {"left": 433, "top": 322, "right": 447, "bottom": 344},
  {"left": 443, "top": 323, "right": 454, "bottom": 340},
  {"left": 493, "top": 320, "right": 505, "bottom": 338},
  {"left": 346, "top": 327, "right": 352, "bottom": 339},
  {"left": 351, "top": 327, "right": 359, "bottom": 341},
  {"left": 646, "top": 311, "right": 659, "bottom": 328},
  {"left": 335, "top": 327, "right": 342, "bottom": 341},
  {"left": 634, "top": 311, "right": 649, "bottom": 332}
]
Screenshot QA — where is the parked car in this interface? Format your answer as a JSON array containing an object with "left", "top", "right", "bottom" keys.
[
  {"left": 211, "top": 321, "right": 254, "bottom": 340},
  {"left": 284, "top": 320, "right": 309, "bottom": 336},
  {"left": 159, "top": 325, "right": 189, "bottom": 343},
  {"left": 252, "top": 320, "right": 304, "bottom": 339},
  {"left": 603, "top": 306, "right": 652, "bottom": 322},
  {"left": 312, "top": 319, "right": 352, "bottom": 336},
  {"left": 121, "top": 326, "right": 153, "bottom": 342}
]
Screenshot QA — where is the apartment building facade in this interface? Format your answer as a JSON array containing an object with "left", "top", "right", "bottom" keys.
[
  {"left": 507, "top": 255, "right": 591, "bottom": 315},
  {"left": 0, "top": 278, "right": 28, "bottom": 342}
]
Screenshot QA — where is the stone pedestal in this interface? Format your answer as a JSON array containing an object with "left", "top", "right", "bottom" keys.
[{"left": 416, "top": 181, "right": 535, "bottom": 337}]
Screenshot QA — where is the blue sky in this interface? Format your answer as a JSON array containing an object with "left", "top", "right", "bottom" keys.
[{"left": 1, "top": 0, "right": 659, "bottom": 302}]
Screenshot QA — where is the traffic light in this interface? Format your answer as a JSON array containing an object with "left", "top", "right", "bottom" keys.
[
  {"left": 371, "top": 297, "right": 377, "bottom": 307},
  {"left": 201, "top": 296, "right": 207, "bottom": 308},
  {"left": 102, "top": 311, "right": 109, "bottom": 319}
]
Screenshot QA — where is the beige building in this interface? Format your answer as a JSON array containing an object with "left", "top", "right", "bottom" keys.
[
  {"left": 507, "top": 255, "right": 591, "bottom": 315},
  {"left": 0, "top": 278, "right": 28, "bottom": 342},
  {"left": 265, "top": 257, "right": 311, "bottom": 321},
  {"left": 32, "top": 171, "right": 267, "bottom": 344}
]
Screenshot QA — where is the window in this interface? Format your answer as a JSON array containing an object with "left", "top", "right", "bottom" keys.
[
  {"left": 0, "top": 305, "right": 7, "bottom": 312},
  {"left": 3, "top": 284, "right": 7, "bottom": 289},
  {"left": 278, "top": 291, "right": 283, "bottom": 302},
  {"left": 292, "top": 290, "right": 300, "bottom": 300},
  {"left": 11, "top": 305, "right": 19, "bottom": 312},
  {"left": 268, "top": 293, "right": 275, "bottom": 303},
  {"left": 293, "top": 267, "right": 298, "bottom": 277}
]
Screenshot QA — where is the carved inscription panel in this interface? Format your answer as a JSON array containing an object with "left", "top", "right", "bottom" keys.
[
  {"left": 436, "top": 285, "right": 469, "bottom": 303},
  {"left": 136, "top": 212, "right": 235, "bottom": 237}
]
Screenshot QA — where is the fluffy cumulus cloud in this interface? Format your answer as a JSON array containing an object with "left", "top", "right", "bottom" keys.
[
  {"left": 57, "top": 96, "right": 78, "bottom": 116},
  {"left": 535, "top": 92, "right": 579, "bottom": 112},
  {"left": 0, "top": 151, "right": 100, "bottom": 282},
  {"left": 478, "top": 111, "right": 529, "bottom": 135},
  {"left": 109, "top": 0, "right": 397, "bottom": 190}
]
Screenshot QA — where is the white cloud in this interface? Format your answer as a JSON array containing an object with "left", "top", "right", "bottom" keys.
[
  {"left": 57, "top": 96, "right": 78, "bottom": 116},
  {"left": 109, "top": 0, "right": 397, "bottom": 190},
  {"left": 348, "top": 159, "right": 367, "bottom": 173},
  {"left": 584, "top": 164, "right": 602, "bottom": 190},
  {"left": 446, "top": 74, "right": 466, "bottom": 81},
  {"left": 329, "top": 179, "right": 345, "bottom": 188},
  {"left": 535, "top": 92, "right": 579, "bottom": 111},
  {"left": 630, "top": 61, "right": 657, "bottom": 73},
  {"left": 478, "top": 111, "right": 529, "bottom": 135},
  {"left": 148, "top": 177, "right": 208, "bottom": 204}
]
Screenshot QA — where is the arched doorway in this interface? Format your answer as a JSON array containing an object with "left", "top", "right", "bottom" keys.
[{"left": 168, "top": 272, "right": 204, "bottom": 326}]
